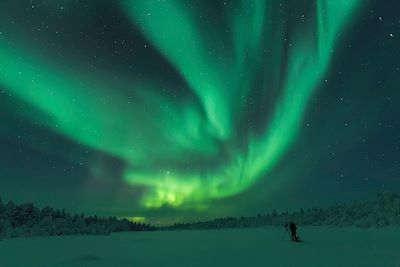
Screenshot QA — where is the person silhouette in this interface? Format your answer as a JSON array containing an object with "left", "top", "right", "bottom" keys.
[{"left": 289, "top": 221, "right": 298, "bottom": 242}]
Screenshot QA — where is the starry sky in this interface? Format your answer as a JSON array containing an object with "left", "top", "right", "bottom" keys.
[{"left": 0, "top": 0, "right": 399, "bottom": 224}]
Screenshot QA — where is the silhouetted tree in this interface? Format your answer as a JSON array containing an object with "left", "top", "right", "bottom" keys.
[
  {"left": 272, "top": 209, "right": 277, "bottom": 217},
  {"left": 0, "top": 198, "right": 155, "bottom": 239},
  {"left": 166, "top": 192, "right": 400, "bottom": 230}
]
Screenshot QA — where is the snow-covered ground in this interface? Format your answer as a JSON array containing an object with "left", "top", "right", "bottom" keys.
[{"left": 0, "top": 227, "right": 399, "bottom": 267}]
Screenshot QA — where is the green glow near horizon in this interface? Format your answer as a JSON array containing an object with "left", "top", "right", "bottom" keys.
[
  {"left": 123, "top": 0, "right": 361, "bottom": 208},
  {"left": 0, "top": 0, "right": 360, "bottom": 210}
]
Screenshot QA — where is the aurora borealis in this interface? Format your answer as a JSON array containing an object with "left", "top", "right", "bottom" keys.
[{"left": 1, "top": 0, "right": 399, "bottom": 223}]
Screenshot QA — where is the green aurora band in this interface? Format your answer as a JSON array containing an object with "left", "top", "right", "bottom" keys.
[{"left": 0, "top": 0, "right": 360, "bottom": 210}]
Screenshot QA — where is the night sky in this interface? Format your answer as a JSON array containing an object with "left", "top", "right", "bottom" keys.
[{"left": 0, "top": 0, "right": 399, "bottom": 224}]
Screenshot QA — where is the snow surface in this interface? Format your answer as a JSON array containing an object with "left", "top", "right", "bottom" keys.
[{"left": 0, "top": 227, "right": 399, "bottom": 267}]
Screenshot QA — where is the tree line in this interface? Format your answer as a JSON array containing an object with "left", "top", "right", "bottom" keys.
[
  {"left": 1, "top": 192, "right": 398, "bottom": 238},
  {"left": 166, "top": 192, "right": 400, "bottom": 230},
  {"left": 0, "top": 199, "right": 154, "bottom": 238}
]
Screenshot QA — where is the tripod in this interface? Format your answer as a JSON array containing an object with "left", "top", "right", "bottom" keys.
[{"left": 282, "top": 225, "right": 291, "bottom": 241}]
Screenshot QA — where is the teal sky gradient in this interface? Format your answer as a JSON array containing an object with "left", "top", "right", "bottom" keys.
[{"left": 1, "top": 0, "right": 399, "bottom": 223}]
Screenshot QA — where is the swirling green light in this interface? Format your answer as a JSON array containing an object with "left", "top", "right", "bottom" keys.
[{"left": 0, "top": 0, "right": 360, "bottom": 210}]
